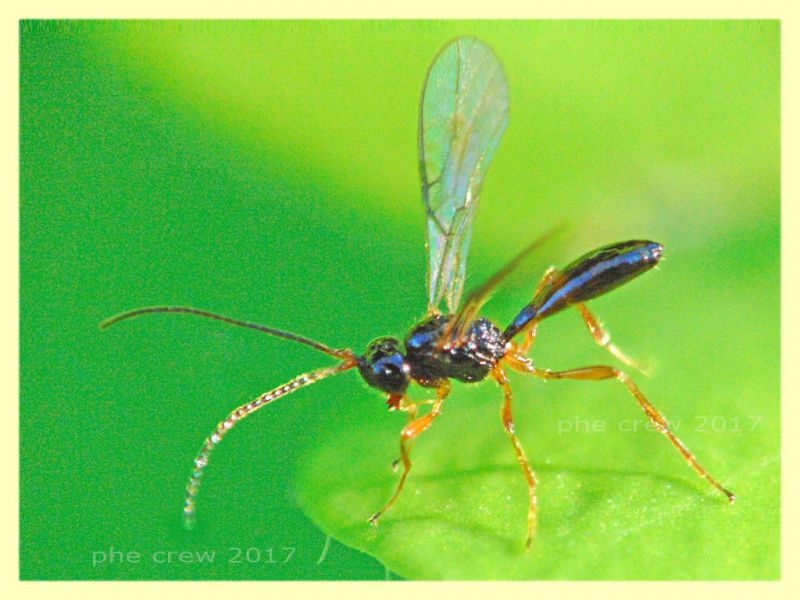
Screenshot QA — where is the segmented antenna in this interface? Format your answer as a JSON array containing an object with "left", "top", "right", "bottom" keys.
[
  {"left": 100, "top": 306, "right": 353, "bottom": 359},
  {"left": 100, "top": 304, "right": 358, "bottom": 526},
  {"left": 183, "top": 358, "right": 357, "bottom": 528}
]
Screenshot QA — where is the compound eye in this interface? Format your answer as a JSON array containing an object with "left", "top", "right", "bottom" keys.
[
  {"left": 359, "top": 337, "right": 410, "bottom": 394},
  {"left": 371, "top": 353, "right": 409, "bottom": 394}
]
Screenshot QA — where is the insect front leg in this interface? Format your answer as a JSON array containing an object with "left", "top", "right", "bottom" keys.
[
  {"left": 390, "top": 396, "right": 438, "bottom": 471},
  {"left": 369, "top": 381, "right": 450, "bottom": 526},
  {"left": 491, "top": 366, "right": 538, "bottom": 550},
  {"left": 504, "top": 352, "right": 735, "bottom": 503}
]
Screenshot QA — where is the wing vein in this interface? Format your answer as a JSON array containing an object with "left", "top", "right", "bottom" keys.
[{"left": 419, "top": 37, "right": 509, "bottom": 312}]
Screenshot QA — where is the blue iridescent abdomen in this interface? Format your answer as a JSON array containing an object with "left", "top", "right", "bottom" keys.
[{"left": 505, "top": 240, "right": 663, "bottom": 339}]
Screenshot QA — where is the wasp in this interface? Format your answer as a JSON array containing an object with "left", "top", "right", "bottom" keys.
[{"left": 102, "top": 37, "right": 733, "bottom": 549}]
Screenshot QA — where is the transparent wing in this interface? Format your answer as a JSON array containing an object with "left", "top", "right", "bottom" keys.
[{"left": 419, "top": 37, "right": 509, "bottom": 313}]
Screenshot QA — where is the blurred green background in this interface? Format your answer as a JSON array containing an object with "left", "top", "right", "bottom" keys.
[{"left": 20, "top": 20, "right": 779, "bottom": 580}]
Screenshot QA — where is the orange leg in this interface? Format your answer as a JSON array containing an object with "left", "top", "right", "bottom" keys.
[
  {"left": 369, "top": 381, "right": 451, "bottom": 525},
  {"left": 577, "top": 303, "right": 650, "bottom": 374},
  {"left": 518, "top": 267, "right": 557, "bottom": 354},
  {"left": 391, "top": 398, "right": 434, "bottom": 471},
  {"left": 492, "top": 366, "right": 538, "bottom": 549},
  {"left": 504, "top": 352, "right": 735, "bottom": 503},
  {"left": 516, "top": 268, "right": 647, "bottom": 375},
  {"left": 519, "top": 323, "right": 539, "bottom": 356}
]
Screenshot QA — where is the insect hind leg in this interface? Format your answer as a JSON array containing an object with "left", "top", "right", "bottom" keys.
[
  {"left": 577, "top": 303, "right": 652, "bottom": 375},
  {"left": 517, "top": 267, "right": 558, "bottom": 354},
  {"left": 504, "top": 352, "right": 734, "bottom": 503}
]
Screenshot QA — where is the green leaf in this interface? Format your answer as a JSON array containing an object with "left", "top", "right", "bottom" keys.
[
  {"left": 296, "top": 234, "right": 779, "bottom": 580},
  {"left": 21, "top": 20, "right": 778, "bottom": 580}
]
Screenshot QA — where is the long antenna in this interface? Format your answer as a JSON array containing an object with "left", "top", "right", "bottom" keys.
[
  {"left": 182, "top": 357, "right": 358, "bottom": 528},
  {"left": 100, "top": 306, "right": 353, "bottom": 359}
]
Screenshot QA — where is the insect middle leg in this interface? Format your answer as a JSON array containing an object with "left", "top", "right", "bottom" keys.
[
  {"left": 504, "top": 352, "right": 735, "bottom": 503},
  {"left": 491, "top": 365, "right": 538, "bottom": 549},
  {"left": 369, "top": 381, "right": 451, "bottom": 525}
]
